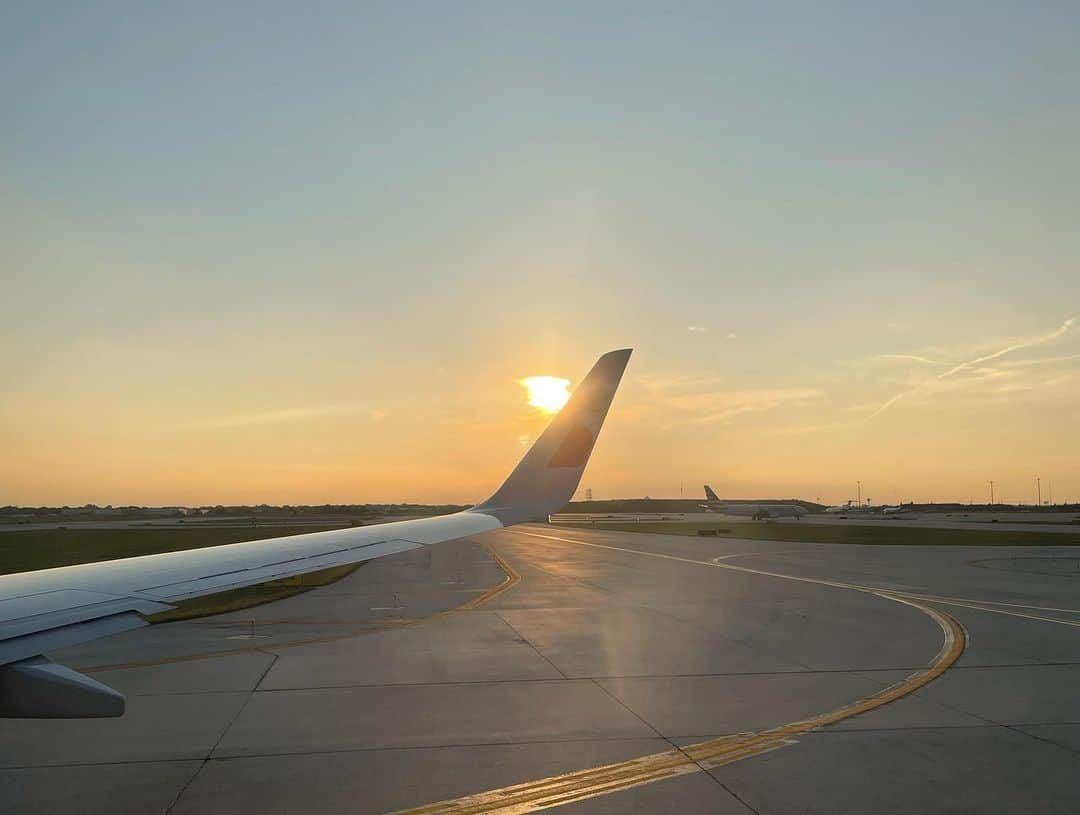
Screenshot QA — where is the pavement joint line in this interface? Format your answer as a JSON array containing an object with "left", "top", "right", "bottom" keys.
[
  {"left": 80, "top": 541, "right": 519, "bottom": 674},
  {"left": 164, "top": 547, "right": 500, "bottom": 813},
  {"left": 0, "top": 737, "right": 678, "bottom": 772},
  {"left": 102, "top": 659, "right": 1080, "bottom": 696},
  {"left": 585, "top": 673, "right": 691, "bottom": 772},
  {"left": 1005, "top": 723, "right": 1080, "bottom": 756},
  {"left": 386, "top": 529, "right": 968, "bottom": 815},
  {"left": 165, "top": 649, "right": 279, "bottom": 814},
  {"left": 22, "top": 722, "right": 1080, "bottom": 773},
  {"left": 492, "top": 611, "right": 569, "bottom": 680},
  {"left": 719, "top": 781, "right": 764, "bottom": 815}
]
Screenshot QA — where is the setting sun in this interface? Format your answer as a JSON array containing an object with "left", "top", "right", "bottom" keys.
[{"left": 520, "top": 376, "right": 571, "bottom": 414}]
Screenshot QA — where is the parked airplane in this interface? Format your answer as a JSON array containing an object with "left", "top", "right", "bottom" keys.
[
  {"left": 699, "top": 485, "right": 807, "bottom": 519},
  {"left": 0, "top": 349, "right": 632, "bottom": 719},
  {"left": 825, "top": 501, "right": 860, "bottom": 514},
  {"left": 826, "top": 501, "right": 905, "bottom": 515}
]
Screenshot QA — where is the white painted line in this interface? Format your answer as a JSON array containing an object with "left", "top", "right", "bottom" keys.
[{"left": 516, "top": 530, "right": 1080, "bottom": 629}]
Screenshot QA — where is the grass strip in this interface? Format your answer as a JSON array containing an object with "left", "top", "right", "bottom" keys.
[
  {"left": 0, "top": 525, "right": 362, "bottom": 622},
  {"left": 146, "top": 562, "right": 362, "bottom": 623},
  {"left": 0, "top": 525, "right": 347, "bottom": 574}
]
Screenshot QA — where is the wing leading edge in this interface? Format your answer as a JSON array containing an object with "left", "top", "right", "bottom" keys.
[{"left": 0, "top": 349, "right": 631, "bottom": 717}]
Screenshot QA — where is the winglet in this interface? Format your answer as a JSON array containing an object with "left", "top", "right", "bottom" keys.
[{"left": 472, "top": 349, "right": 632, "bottom": 525}]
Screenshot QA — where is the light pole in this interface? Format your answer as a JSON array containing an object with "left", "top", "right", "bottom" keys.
[
  {"left": 1037, "top": 477, "right": 1042, "bottom": 507},
  {"left": 989, "top": 480, "right": 995, "bottom": 506},
  {"left": 857, "top": 480, "right": 862, "bottom": 508}
]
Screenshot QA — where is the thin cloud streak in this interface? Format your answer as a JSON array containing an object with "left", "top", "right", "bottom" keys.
[
  {"left": 937, "top": 317, "right": 1075, "bottom": 379},
  {"left": 999, "top": 352, "right": 1080, "bottom": 368},
  {"left": 639, "top": 372, "right": 820, "bottom": 428},
  {"left": 879, "top": 354, "right": 949, "bottom": 366},
  {"left": 676, "top": 388, "right": 821, "bottom": 426},
  {"left": 203, "top": 404, "right": 375, "bottom": 429},
  {"left": 867, "top": 389, "right": 913, "bottom": 418},
  {"left": 868, "top": 316, "right": 1077, "bottom": 419}
]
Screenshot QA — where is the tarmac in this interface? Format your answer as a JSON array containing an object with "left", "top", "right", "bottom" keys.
[
  {"left": 551, "top": 510, "right": 1080, "bottom": 534},
  {"left": 2, "top": 524, "right": 1079, "bottom": 813}
]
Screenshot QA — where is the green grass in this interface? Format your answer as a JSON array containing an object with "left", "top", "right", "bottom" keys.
[
  {"left": 146, "top": 562, "right": 361, "bottom": 623},
  {"left": 0, "top": 525, "right": 346, "bottom": 575},
  {"left": 554, "top": 521, "right": 1080, "bottom": 547},
  {"left": 0, "top": 525, "right": 362, "bottom": 622}
]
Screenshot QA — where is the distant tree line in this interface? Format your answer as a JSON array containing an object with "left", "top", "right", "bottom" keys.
[{"left": 0, "top": 503, "right": 471, "bottom": 521}]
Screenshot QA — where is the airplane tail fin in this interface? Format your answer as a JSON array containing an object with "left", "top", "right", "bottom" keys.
[
  {"left": 704, "top": 485, "right": 720, "bottom": 502},
  {"left": 472, "top": 349, "right": 631, "bottom": 525}
]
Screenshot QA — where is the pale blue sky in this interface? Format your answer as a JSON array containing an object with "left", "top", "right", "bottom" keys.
[{"left": 3, "top": 3, "right": 1078, "bottom": 505}]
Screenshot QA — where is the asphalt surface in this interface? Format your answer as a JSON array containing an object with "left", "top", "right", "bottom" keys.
[
  {"left": 2, "top": 524, "right": 1079, "bottom": 813},
  {"left": 553, "top": 510, "right": 1080, "bottom": 534}
]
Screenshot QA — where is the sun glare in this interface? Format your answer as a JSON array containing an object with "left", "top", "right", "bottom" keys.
[{"left": 520, "top": 376, "right": 571, "bottom": 414}]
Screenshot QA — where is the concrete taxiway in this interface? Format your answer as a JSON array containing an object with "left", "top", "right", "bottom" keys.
[
  {"left": 2, "top": 525, "right": 1079, "bottom": 813},
  {"left": 552, "top": 510, "right": 1080, "bottom": 534}
]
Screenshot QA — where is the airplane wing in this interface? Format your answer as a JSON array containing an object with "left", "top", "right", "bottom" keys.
[{"left": 0, "top": 349, "right": 631, "bottom": 718}]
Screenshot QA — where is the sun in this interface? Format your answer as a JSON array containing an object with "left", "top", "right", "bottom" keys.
[{"left": 520, "top": 376, "right": 571, "bottom": 414}]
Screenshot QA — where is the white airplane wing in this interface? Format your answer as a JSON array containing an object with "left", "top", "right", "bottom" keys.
[{"left": 0, "top": 349, "right": 631, "bottom": 718}]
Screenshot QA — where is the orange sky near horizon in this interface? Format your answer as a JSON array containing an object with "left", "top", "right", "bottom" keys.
[{"left": 3, "top": 322, "right": 1078, "bottom": 508}]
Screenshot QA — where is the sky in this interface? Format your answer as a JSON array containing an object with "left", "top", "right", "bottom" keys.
[{"left": 2, "top": 2, "right": 1078, "bottom": 507}]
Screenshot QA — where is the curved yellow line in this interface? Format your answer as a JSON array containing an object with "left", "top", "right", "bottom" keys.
[{"left": 388, "top": 534, "right": 967, "bottom": 815}]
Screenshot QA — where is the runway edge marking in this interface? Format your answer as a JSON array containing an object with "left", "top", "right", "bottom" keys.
[{"left": 387, "top": 529, "right": 967, "bottom": 815}]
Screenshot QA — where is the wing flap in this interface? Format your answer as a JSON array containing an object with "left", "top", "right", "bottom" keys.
[
  {"left": 0, "top": 611, "right": 152, "bottom": 667},
  {"left": 138, "top": 538, "right": 424, "bottom": 601},
  {"left": 0, "top": 591, "right": 172, "bottom": 640}
]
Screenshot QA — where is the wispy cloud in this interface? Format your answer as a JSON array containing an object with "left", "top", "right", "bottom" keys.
[
  {"left": 867, "top": 389, "right": 912, "bottom": 418},
  {"left": 987, "top": 371, "right": 1078, "bottom": 395},
  {"left": 641, "top": 373, "right": 820, "bottom": 427},
  {"left": 868, "top": 317, "right": 1077, "bottom": 418},
  {"left": 878, "top": 353, "right": 949, "bottom": 366},
  {"left": 203, "top": 404, "right": 378, "bottom": 428},
  {"left": 997, "top": 352, "right": 1080, "bottom": 368},
  {"left": 640, "top": 373, "right": 727, "bottom": 391},
  {"left": 681, "top": 388, "right": 821, "bottom": 425},
  {"left": 937, "top": 317, "right": 1075, "bottom": 379}
]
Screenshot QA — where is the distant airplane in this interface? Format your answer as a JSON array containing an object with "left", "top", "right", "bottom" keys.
[
  {"left": 0, "top": 349, "right": 632, "bottom": 719},
  {"left": 826, "top": 500, "right": 905, "bottom": 515},
  {"left": 825, "top": 501, "right": 858, "bottom": 514},
  {"left": 700, "top": 485, "right": 807, "bottom": 519}
]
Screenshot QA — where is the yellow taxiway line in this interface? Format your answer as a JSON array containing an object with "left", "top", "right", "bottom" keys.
[
  {"left": 83, "top": 541, "right": 520, "bottom": 674},
  {"left": 388, "top": 529, "right": 967, "bottom": 815}
]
